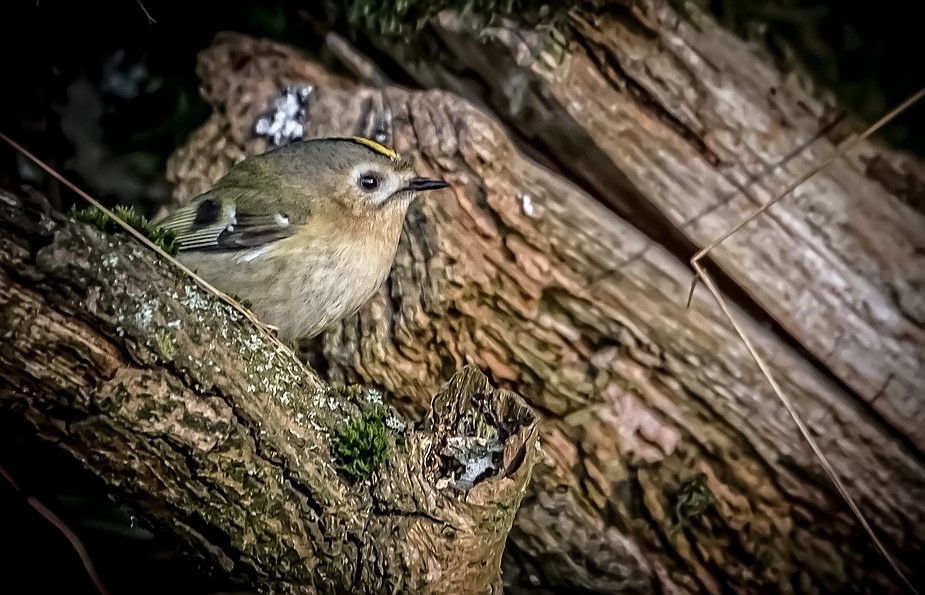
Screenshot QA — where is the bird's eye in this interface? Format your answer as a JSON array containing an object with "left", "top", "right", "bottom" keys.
[{"left": 358, "top": 174, "right": 380, "bottom": 192}]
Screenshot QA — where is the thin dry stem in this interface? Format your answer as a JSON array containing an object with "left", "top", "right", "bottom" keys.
[
  {"left": 691, "top": 264, "right": 919, "bottom": 594},
  {"left": 0, "top": 464, "right": 112, "bottom": 595},
  {"left": 686, "top": 87, "right": 925, "bottom": 307},
  {"left": 136, "top": 0, "right": 156, "bottom": 24},
  {"left": 684, "top": 88, "right": 925, "bottom": 594},
  {"left": 0, "top": 131, "right": 304, "bottom": 382}
]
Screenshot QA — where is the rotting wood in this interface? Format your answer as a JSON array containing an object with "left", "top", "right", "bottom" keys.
[
  {"left": 378, "top": 2, "right": 925, "bottom": 453},
  {"left": 0, "top": 187, "right": 540, "bottom": 595},
  {"left": 164, "top": 32, "right": 925, "bottom": 594}
]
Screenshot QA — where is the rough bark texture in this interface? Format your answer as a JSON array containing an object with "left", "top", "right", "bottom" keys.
[
  {"left": 389, "top": 3, "right": 925, "bottom": 452},
  {"left": 163, "top": 29, "right": 925, "bottom": 594},
  {"left": 0, "top": 188, "right": 539, "bottom": 595}
]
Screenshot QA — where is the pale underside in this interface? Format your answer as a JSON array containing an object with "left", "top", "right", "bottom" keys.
[{"left": 178, "top": 232, "right": 398, "bottom": 340}]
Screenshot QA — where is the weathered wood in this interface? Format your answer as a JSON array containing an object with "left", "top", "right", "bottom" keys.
[
  {"left": 382, "top": 2, "right": 925, "bottom": 452},
  {"left": 0, "top": 188, "right": 539, "bottom": 595},
  {"left": 165, "top": 33, "right": 925, "bottom": 593}
]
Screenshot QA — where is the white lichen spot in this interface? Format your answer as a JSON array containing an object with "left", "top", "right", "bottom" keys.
[
  {"left": 244, "top": 335, "right": 264, "bottom": 353},
  {"left": 364, "top": 388, "right": 383, "bottom": 405},
  {"left": 459, "top": 455, "right": 495, "bottom": 489},
  {"left": 167, "top": 319, "right": 181, "bottom": 329},
  {"left": 181, "top": 285, "right": 209, "bottom": 311},
  {"left": 442, "top": 435, "right": 505, "bottom": 491},
  {"left": 103, "top": 255, "right": 119, "bottom": 268},
  {"left": 254, "top": 85, "right": 313, "bottom": 146},
  {"left": 519, "top": 193, "right": 536, "bottom": 217},
  {"left": 134, "top": 304, "right": 155, "bottom": 329}
]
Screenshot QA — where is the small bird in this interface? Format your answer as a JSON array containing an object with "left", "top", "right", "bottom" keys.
[{"left": 155, "top": 136, "right": 448, "bottom": 341}]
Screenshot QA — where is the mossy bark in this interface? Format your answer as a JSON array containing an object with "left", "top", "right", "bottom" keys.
[
  {"left": 0, "top": 188, "right": 540, "bottom": 594},
  {"left": 164, "top": 30, "right": 925, "bottom": 594}
]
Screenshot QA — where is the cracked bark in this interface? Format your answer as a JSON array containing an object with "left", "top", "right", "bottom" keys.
[
  {"left": 163, "top": 31, "right": 925, "bottom": 594},
  {"left": 377, "top": 1, "right": 925, "bottom": 453},
  {"left": 0, "top": 188, "right": 540, "bottom": 595}
]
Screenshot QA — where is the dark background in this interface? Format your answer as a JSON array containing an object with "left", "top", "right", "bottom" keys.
[{"left": 1, "top": 1, "right": 922, "bottom": 593}]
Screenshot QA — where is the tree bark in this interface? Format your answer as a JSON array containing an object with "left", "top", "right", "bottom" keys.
[
  {"left": 163, "top": 30, "right": 925, "bottom": 594},
  {"left": 0, "top": 188, "right": 539, "bottom": 595},
  {"left": 377, "top": 2, "right": 925, "bottom": 453}
]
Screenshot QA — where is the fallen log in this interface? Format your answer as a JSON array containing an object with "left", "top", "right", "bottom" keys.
[
  {"left": 379, "top": 2, "right": 925, "bottom": 452},
  {"left": 163, "top": 32, "right": 925, "bottom": 593},
  {"left": 0, "top": 187, "right": 539, "bottom": 595}
]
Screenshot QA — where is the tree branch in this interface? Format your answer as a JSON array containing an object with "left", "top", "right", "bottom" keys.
[
  {"left": 163, "top": 32, "right": 925, "bottom": 593},
  {"left": 0, "top": 188, "right": 540, "bottom": 594}
]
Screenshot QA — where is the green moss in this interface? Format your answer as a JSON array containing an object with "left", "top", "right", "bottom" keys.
[
  {"left": 336, "top": 0, "right": 572, "bottom": 39},
  {"left": 153, "top": 329, "right": 176, "bottom": 360},
  {"left": 70, "top": 204, "right": 179, "bottom": 256},
  {"left": 333, "top": 406, "right": 392, "bottom": 481},
  {"left": 669, "top": 472, "right": 714, "bottom": 534}
]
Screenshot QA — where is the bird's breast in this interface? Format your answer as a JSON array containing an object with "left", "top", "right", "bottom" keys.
[
  {"left": 178, "top": 223, "right": 405, "bottom": 340},
  {"left": 260, "top": 232, "right": 399, "bottom": 339}
]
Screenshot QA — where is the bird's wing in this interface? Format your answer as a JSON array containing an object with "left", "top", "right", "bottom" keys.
[{"left": 157, "top": 190, "right": 297, "bottom": 252}]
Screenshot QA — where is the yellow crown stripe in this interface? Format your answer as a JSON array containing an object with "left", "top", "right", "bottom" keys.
[{"left": 349, "top": 136, "right": 401, "bottom": 161}]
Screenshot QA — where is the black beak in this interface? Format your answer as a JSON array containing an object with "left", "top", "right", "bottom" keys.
[{"left": 401, "top": 177, "right": 449, "bottom": 193}]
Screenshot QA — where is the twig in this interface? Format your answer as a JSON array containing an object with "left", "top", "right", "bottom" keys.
[
  {"left": 0, "top": 131, "right": 310, "bottom": 394},
  {"left": 685, "top": 87, "right": 925, "bottom": 594},
  {"left": 0, "top": 463, "right": 112, "bottom": 595},
  {"left": 136, "top": 0, "right": 156, "bottom": 24},
  {"left": 686, "top": 88, "right": 925, "bottom": 307},
  {"left": 0, "top": 129, "right": 322, "bottom": 593}
]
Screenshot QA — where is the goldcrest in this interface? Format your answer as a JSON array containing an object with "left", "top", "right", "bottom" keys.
[{"left": 155, "top": 136, "right": 448, "bottom": 341}]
